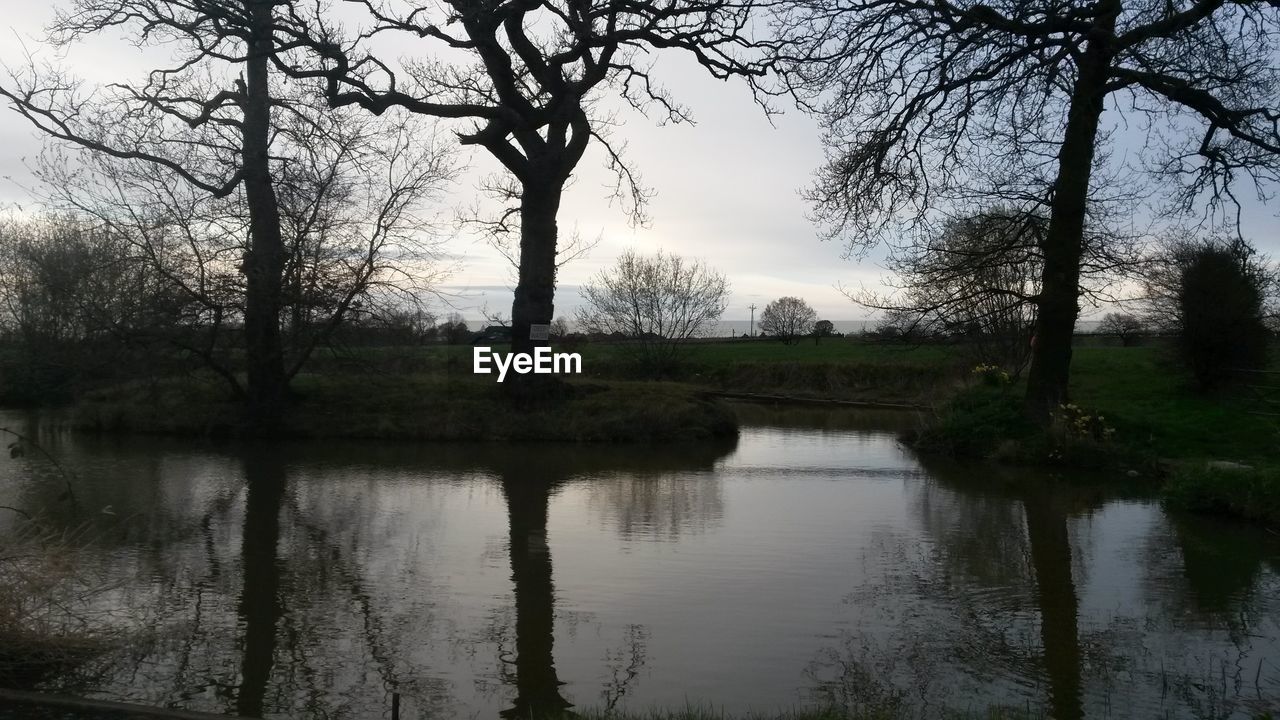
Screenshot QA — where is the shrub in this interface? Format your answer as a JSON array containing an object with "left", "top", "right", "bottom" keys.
[
  {"left": 1162, "top": 238, "right": 1271, "bottom": 389},
  {"left": 577, "top": 250, "right": 729, "bottom": 377},
  {"left": 970, "top": 363, "right": 1011, "bottom": 387},
  {"left": 914, "top": 387, "right": 1125, "bottom": 467},
  {"left": 912, "top": 386, "right": 1031, "bottom": 457}
]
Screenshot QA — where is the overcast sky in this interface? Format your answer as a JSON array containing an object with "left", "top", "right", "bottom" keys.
[{"left": 2, "top": 3, "right": 1276, "bottom": 323}]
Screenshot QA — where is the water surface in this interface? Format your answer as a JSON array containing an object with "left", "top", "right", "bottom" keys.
[{"left": 1, "top": 406, "right": 1278, "bottom": 719}]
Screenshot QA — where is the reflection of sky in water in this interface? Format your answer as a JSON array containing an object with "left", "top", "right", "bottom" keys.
[{"left": 2, "top": 409, "right": 1278, "bottom": 719}]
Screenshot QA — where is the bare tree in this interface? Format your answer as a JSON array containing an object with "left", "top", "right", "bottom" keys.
[
  {"left": 577, "top": 250, "right": 729, "bottom": 375},
  {"left": 848, "top": 209, "right": 1050, "bottom": 373},
  {"left": 771, "top": 0, "right": 1280, "bottom": 422},
  {"left": 0, "top": 0, "right": 304, "bottom": 424},
  {"left": 0, "top": 214, "right": 154, "bottom": 401},
  {"left": 759, "top": 296, "right": 816, "bottom": 345},
  {"left": 30, "top": 97, "right": 454, "bottom": 397},
  {"left": 550, "top": 317, "right": 571, "bottom": 340},
  {"left": 1096, "top": 313, "right": 1145, "bottom": 346},
  {"left": 277, "top": 0, "right": 771, "bottom": 364}
]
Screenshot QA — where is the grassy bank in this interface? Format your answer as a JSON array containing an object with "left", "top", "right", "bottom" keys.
[
  {"left": 1164, "top": 464, "right": 1280, "bottom": 525},
  {"left": 47, "top": 337, "right": 1280, "bottom": 523},
  {"left": 914, "top": 345, "right": 1280, "bottom": 523},
  {"left": 69, "top": 374, "right": 738, "bottom": 442}
]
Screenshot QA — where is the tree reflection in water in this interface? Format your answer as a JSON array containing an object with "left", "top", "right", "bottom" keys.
[
  {"left": 234, "top": 446, "right": 286, "bottom": 717},
  {"left": 807, "top": 456, "right": 1280, "bottom": 719},
  {"left": 498, "top": 466, "right": 574, "bottom": 718},
  {"left": 488, "top": 438, "right": 737, "bottom": 717},
  {"left": 814, "top": 460, "right": 1100, "bottom": 719},
  {"left": 4, "top": 410, "right": 1278, "bottom": 718},
  {"left": 8, "top": 433, "right": 739, "bottom": 718},
  {"left": 1021, "top": 481, "right": 1083, "bottom": 720}
]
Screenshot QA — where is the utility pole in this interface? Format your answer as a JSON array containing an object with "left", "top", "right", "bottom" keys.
[{"left": 748, "top": 303, "right": 757, "bottom": 338}]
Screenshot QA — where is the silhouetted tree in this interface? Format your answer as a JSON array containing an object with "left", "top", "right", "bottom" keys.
[
  {"left": 813, "top": 319, "right": 835, "bottom": 343},
  {"left": 1097, "top": 313, "right": 1145, "bottom": 347},
  {"left": 849, "top": 209, "right": 1056, "bottom": 373},
  {"left": 0, "top": 0, "right": 306, "bottom": 425},
  {"left": 760, "top": 297, "right": 816, "bottom": 345},
  {"left": 280, "top": 0, "right": 770, "bottom": 360},
  {"left": 440, "top": 313, "right": 472, "bottom": 345},
  {"left": 1142, "top": 233, "right": 1277, "bottom": 329},
  {"left": 1174, "top": 240, "right": 1269, "bottom": 388},
  {"left": 577, "top": 250, "right": 729, "bottom": 375},
  {"left": 0, "top": 215, "right": 151, "bottom": 401},
  {"left": 772, "top": 0, "right": 1280, "bottom": 422},
  {"left": 28, "top": 99, "right": 454, "bottom": 399}
]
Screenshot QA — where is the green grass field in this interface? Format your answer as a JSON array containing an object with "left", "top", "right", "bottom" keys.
[
  {"left": 1069, "top": 345, "right": 1279, "bottom": 463},
  {"left": 312, "top": 338, "right": 964, "bottom": 405}
]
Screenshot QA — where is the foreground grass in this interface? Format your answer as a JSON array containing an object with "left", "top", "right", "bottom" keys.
[
  {"left": 69, "top": 374, "right": 738, "bottom": 442},
  {"left": 922, "top": 348, "right": 1277, "bottom": 454}
]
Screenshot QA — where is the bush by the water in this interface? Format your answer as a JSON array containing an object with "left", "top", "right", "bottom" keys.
[
  {"left": 913, "top": 385, "right": 1125, "bottom": 468},
  {"left": 1164, "top": 464, "right": 1280, "bottom": 525},
  {"left": 911, "top": 386, "right": 1031, "bottom": 457}
]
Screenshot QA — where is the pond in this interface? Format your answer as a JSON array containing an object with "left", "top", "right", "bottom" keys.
[{"left": 1, "top": 405, "right": 1278, "bottom": 719}]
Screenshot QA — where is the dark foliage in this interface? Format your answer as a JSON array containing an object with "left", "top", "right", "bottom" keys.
[{"left": 1176, "top": 241, "right": 1269, "bottom": 389}]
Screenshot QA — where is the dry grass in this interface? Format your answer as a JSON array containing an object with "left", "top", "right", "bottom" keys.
[{"left": 0, "top": 518, "right": 119, "bottom": 688}]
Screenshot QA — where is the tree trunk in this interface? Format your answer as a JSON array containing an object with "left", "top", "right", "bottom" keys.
[
  {"left": 240, "top": 0, "right": 288, "bottom": 429},
  {"left": 1023, "top": 21, "right": 1116, "bottom": 424},
  {"left": 510, "top": 181, "right": 563, "bottom": 357}
]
